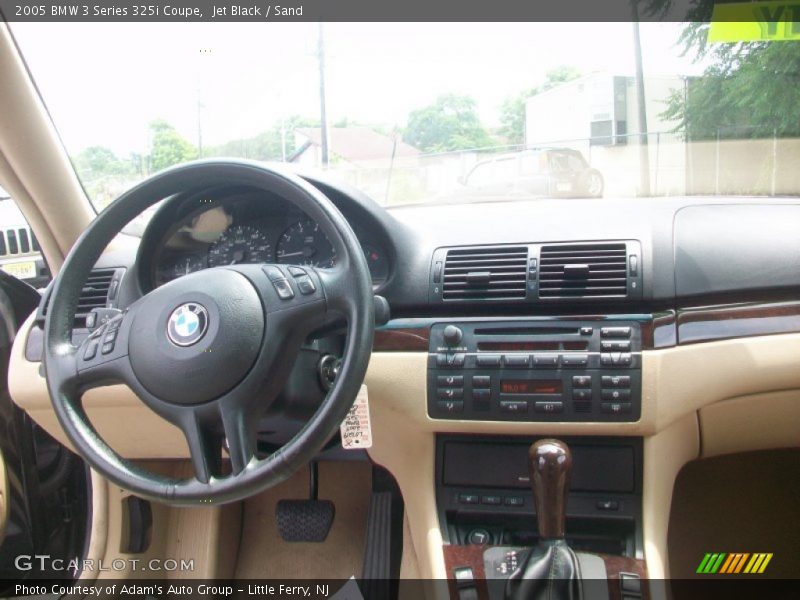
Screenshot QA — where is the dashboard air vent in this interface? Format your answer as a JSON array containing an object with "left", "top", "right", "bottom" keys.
[
  {"left": 76, "top": 268, "right": 116, "bottom": 316},
  {"left": 442, "top": 246, "right": 529, "bottom": 301},
  {"left": 538, "top": 242, "right": 628, "bottom": 299}
]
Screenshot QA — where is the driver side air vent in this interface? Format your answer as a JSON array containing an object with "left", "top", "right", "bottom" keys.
[
  {"left": 441, "top": 246, "right": 529, "bottom": 301},
  {"left": 538, "top": 242, "right": 628, "bottom": 299},
  {"left": 36, "top": 267, "right": 126, "bottom": 327},
  {"left": 77, "top": 269, "right": 117, "bottom": 316}
]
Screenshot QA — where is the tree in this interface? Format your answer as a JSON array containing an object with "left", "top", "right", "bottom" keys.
[
  {"left": 149, "top": 119, "right": 198, "bottom": 171},
  {"left": 404, "top": 94, "right": 494, "bottom": 153},
  {"left": 73, "top": 146, "right": 130, "bottom": 178},
  {"left": 498, "top": 66, "right": 581, "bottom": 145},
  {"left": 663, "top": 35, "right": 800, "bottom": 140},
  {"left": 207, "top": 116, "right": 317, "bottom": 161}
]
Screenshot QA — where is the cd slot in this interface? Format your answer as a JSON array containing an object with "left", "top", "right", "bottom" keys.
[{"left": 474, "top": 326, "right": 579, "bottom": 336}]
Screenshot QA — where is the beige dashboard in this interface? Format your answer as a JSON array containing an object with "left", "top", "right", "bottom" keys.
[{"left": 8, "top": 310, "right": 800, "bottom": 581}]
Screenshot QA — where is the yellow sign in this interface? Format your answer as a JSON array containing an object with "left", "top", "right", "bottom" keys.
[
  {"left": 709, "top": 1, "right": 800, "bottom": 42},
  {"left": 0, "top": 261, "right": 37, "bottom": 280}
]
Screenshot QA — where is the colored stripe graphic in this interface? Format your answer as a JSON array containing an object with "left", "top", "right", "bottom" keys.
[{"left": 700, "top": 552, "right": 774, "bottom": 574}]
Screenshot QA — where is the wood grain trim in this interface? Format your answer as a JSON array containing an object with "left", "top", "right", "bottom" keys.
[
  {"left": 677, "top": 301, "right": 800, "bottom": 345},
  {"left": 643, "top": 311, "right": 677, "bottom": 349},
  {"left": 373, "top": 326, "right": 430, "bottom": 352},
  {"left": 442, "top": 545, "right": 648, "bottom": 600}
]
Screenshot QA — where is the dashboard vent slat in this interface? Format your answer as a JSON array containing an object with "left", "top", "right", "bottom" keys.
[
  {"left": 75, "top": 268, "right": 116, "bottom": 316},
  {"left": 538, "top": 243, "right": 628, "bottom": 300},
  {"left": 443, "top": 246, "right": 528, "bottom": 302}
]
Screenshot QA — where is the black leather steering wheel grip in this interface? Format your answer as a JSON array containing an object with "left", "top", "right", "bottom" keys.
[{"left": 43, "top": 160, "right": 374, "bottom": 505}]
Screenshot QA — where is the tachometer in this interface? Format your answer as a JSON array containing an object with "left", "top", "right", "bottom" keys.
[
  {"left": 207, "top": 224, "right": 273, "bottom": 266},
  {"left": 276, "top": 219, "right": 336, "bottom": 268}
]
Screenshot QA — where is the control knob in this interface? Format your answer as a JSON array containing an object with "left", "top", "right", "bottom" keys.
[{"left": 443, "top": 325, "right": 463, "bottom": 346}]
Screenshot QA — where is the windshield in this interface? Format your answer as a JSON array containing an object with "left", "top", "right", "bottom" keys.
[{"left": 10, "top": 22, "right": 800, "bottom": 209}]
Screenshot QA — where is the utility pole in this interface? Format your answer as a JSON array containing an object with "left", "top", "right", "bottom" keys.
[
  {"left": 631, "top": 5, "right": 650, "bottom": 196},
  {"left": 318, "top": 23, "right": 330, "bottom": 168},
  {"left": 197, "top": 94, "right": 204, "bottom": 158}
]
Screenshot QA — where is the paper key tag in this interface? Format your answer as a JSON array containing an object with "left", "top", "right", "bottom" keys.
[{"left": 340, "top": 384, "right": 372, "bottom": 450}]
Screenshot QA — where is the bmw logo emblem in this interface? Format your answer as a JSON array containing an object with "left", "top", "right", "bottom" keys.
[{"left": 167, "top": 303, "right": 209, "bottom": 347}]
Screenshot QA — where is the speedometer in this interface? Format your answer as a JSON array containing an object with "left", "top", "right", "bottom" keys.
[
  {"left": 276, "top": 219, "right": 336, "bottom": 268},
  {"left": 207, "top": 225, "right": 273, "bottom": 267}
]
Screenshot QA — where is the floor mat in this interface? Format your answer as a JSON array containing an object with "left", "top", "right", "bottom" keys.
[
  {"left": 667, "top": 448, "right": 800, "bottom": 578},
  {"left": 235, "top": 460, "right": 372, "bottom": 579}
]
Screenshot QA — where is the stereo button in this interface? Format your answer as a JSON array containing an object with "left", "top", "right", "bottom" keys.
[
  {"left": 472, "top": 375, "right": 491, "bottom": 388},
  {"left": 504, "top": 355, "right": 530, "bottom": 368},
  {"left": 535, "top": 401, "right": 564, "bottom": 413},
  {"left": 438, "top": 388, "right": 464, "bottom": 400},
  {"left": 615, "top": 353, "right": 632, "bottom": 366},
  {"left": 500, "top": 400, "right": 528, "bottom": 413},
  {"left": 601, "top": 375, "right": 630, "bottom": 388},
  {"left": 601, "top": 402, "right": 632, "bottom": 414},
  {"left": 438, "top": 400, "right": 464, "bottom": 414},
  {"left": 477, "top": 354, "right": 502, "bottom": 367},
  {"left": 438, "top": 375, "right": 464, "bottom": 386},
  {"left": 572, "top": 389, "right": 592, "bottom": 401},
  {"left": 561, "top": 354, "right": 589, "bottom": 368},
  {"left": 601, "top": 327, "right": 632, "bottom": 338},
  {"left": 601, "top": 341, "right": 631, "bottom": 352},
  {"left": 533, "top": 354, "right": 559, "bottom": 367},
  {"left": 601, "top": 389, "right": 631, "bottom": 401},
  {"left": 572, "top": 375, "right": 592, "bottom": 388}
]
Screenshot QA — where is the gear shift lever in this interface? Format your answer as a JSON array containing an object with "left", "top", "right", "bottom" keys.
[
  {"left": 530, "top": 439, "right": 572, "bottom": 539},
  {"left": 505, "top": 439, "right": 582, "bottom": 600}
]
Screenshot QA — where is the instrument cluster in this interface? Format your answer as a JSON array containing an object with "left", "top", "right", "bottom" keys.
[{"left": 149, "top": 192, "right": 390, "bottom": 289}]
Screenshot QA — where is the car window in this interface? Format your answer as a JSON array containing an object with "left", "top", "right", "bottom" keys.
[
  {"left": 9, "top": 22, "right": 800, "bottom": 205},
  {"left": 0, "top": 185, "right": 50, "bottom": 287}
]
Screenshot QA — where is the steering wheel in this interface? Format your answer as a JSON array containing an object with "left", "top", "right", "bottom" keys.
[{"left": 43, "top": 161, "right": 375, "bottom": 505}]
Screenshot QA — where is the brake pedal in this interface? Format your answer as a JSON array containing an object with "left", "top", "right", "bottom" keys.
[{"left": 276, "top": 461, "right": 335, "bottom": 542}]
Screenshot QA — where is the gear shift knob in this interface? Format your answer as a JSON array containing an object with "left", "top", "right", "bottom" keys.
[{"left": 529, "top": 439, "right": 572, "bottom": 539}]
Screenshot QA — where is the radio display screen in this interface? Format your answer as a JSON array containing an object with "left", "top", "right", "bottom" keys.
[{"left": 500, "top": 379, "right": 563, "bottom": 395}]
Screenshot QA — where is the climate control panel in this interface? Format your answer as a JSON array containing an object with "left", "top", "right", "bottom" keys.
[{"left": 427, "top": 320, "right": 642, "bottom": 422}]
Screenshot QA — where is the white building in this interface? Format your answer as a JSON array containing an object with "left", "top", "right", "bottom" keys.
[{"left": 524, "top": 72, "right": 687, "bottom": 148}]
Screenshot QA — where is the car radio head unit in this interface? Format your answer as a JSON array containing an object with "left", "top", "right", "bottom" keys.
[{"left": 427, "top": 320, "right": 642, "bottom": 422}]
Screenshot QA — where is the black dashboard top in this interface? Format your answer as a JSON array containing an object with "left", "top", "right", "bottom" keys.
[{"left": 96, "top": 169, "right": 800, "bottom": 316}]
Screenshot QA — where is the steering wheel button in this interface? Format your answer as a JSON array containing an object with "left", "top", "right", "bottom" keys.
[
  {"left": 287, "top": 266, "right": 306, "bottom": 277},
  {"left": 296, "top": 275, "right": 316, "bottom": 295},
  {"left": 101, "top": 341, "right": 115, "bottom": 355},
  {"left": 261, "top": 265, "right": 285, "bottom": 282},
  {"left": 83, "top": 342, "right": 98, "bottom": 361},
  {"left": 272, "top": 278, "right": 295, "bottom": 300},
  {"left": 103, "top": 330, "right": 118, "bottom": 344}
]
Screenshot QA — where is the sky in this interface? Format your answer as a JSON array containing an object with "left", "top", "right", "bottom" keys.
[{"left": 10, "top": 22, "right": 704, "bottom": 158}]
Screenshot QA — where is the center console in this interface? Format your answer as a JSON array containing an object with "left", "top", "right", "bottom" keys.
[
  {"left": 437, "top": 435, "right": 647, "bottom": 600},
  {"left": 436, "top": 435, "right": 642, "bottom": 554},
  {"left": 427, "top": 320, "right": 642, "bottom": 422}
]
